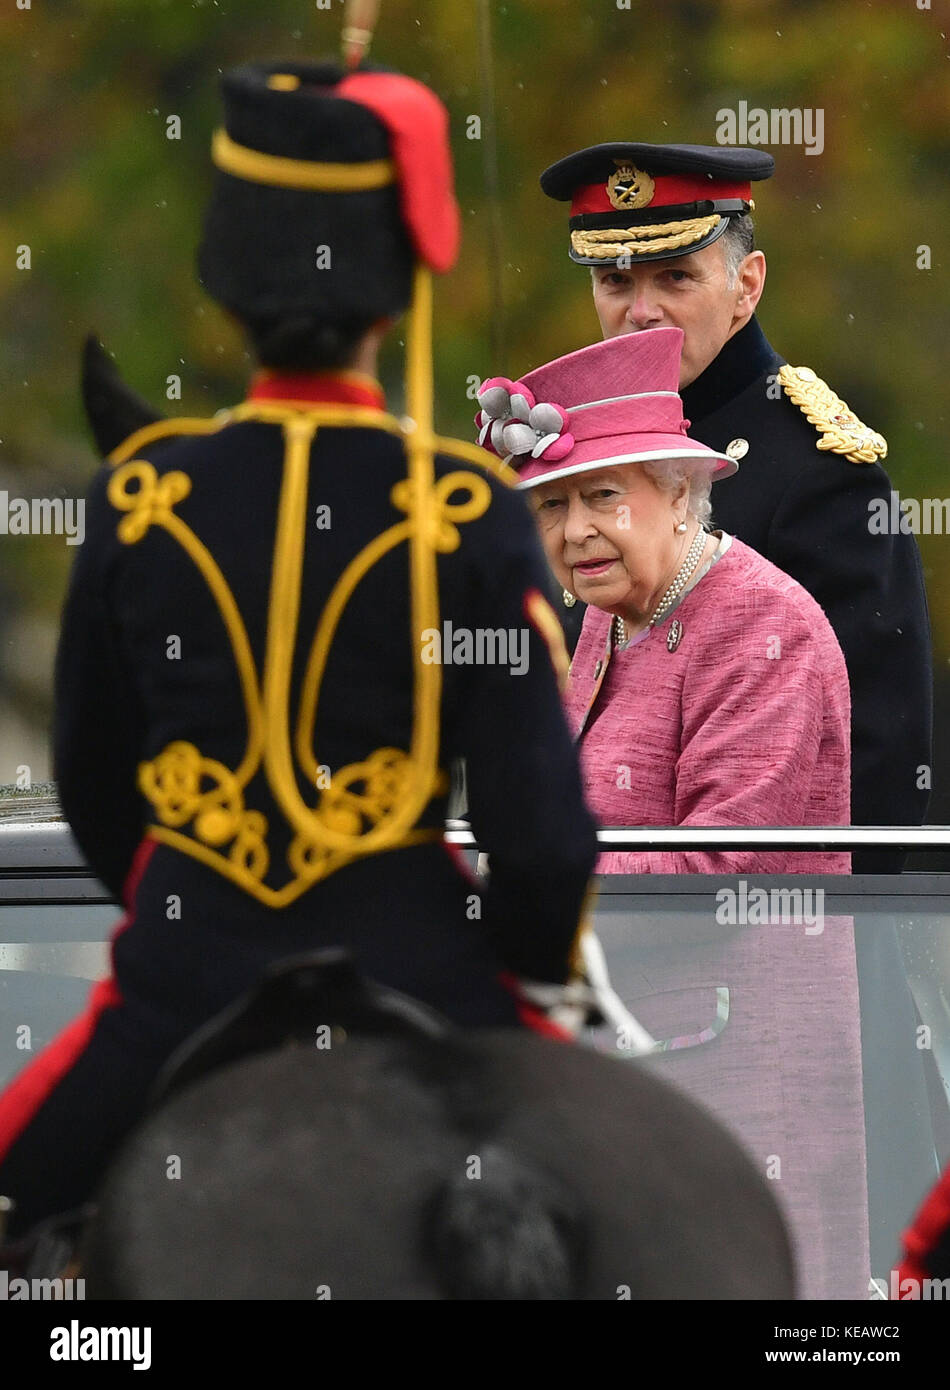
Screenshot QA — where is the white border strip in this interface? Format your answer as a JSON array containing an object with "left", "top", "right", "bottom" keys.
[
  {"left": 568, "top": 391, "right": 681, "bottom": 414},
  {"left": 514, "top": 449, "right": 735, "bottom": 489},
  {"left": 444, "top": 825, "right": 950, "bottom": 849}
]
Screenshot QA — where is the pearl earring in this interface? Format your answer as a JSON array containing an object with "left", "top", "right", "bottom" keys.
[{"left": 675, "top": 521, "right": 688, "bottom": 533}]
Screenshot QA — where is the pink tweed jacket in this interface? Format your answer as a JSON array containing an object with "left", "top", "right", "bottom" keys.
[
  {"left": 565, "top": 535, "right": 852, "bottom": 875},
  {"left": 566, "top": 537, "right": 867, "bottom": 1298}
]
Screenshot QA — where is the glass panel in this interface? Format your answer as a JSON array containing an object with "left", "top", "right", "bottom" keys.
[
  {"left": 0, "top": 904, "right": 114, "bottom": 1090},
  {"left": 581, "top": 879, "right": 950, "bottom": 1302},
  {"left": 0, "top": 876, "right": 947, "bottom": 1301}
]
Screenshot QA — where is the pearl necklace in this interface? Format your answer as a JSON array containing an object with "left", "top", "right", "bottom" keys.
[{"left": 613, "top": 526, "right": 708, "bottom": 649}]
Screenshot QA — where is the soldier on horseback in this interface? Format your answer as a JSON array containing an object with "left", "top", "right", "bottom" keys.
[{"left": 0, "top": 55, "right": 597, "bottom": 1239}]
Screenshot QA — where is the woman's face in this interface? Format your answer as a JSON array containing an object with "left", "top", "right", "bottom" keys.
[{"left": 529, "top": 463, "right": 690, "bottom": 623}]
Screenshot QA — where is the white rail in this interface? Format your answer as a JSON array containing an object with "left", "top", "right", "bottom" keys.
[{"left": 444, "top": 823, "right": 950, "bottom": 850}]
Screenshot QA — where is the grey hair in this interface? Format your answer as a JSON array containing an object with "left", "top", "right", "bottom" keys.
[
  {"left": 719, "top": 215, "right": 756, "bottom": 287},
  {"left": 639, "top": 458, "right": 715, "bottom": 529}
]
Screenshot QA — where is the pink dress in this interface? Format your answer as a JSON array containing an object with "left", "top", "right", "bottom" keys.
[
  {"left": 565, "top": 535, "right": 851, "bottom": 875},
  {"left": 567, "top": 537, "right": 869, "bottom": 1300}
]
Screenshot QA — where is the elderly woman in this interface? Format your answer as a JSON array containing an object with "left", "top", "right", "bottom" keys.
[
  {"left": 476, "top": 325, "right": 869, "bottom": 1301},
  {"left": 477, "top": 325, "right": 850, "bottom": 874}
]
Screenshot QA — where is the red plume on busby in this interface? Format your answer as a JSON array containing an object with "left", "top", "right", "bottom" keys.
[{"left": 197, "top": 60, "right": 460, "bottom": 321}]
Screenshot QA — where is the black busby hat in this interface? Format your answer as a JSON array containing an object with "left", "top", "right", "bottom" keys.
[
  {"left": 540, "top": 142, "right": 774, "bottom": 266},
  {"left": 198, "top": 59, "right": 460, "bottom": 321}
]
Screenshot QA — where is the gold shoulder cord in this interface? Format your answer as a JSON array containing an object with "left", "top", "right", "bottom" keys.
[
  {"left": 107, "top": 268, "right": 510, "bottom": 906},
  {"left": 778, "top": 365, "right": 887, "bottom": 465}
]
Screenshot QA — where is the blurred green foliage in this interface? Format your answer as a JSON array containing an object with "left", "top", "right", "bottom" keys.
[{"left": 1, "top": 0, "right": 948, "bottom": 780}]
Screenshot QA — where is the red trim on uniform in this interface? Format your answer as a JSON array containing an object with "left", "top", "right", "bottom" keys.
[
  {"left": 441, "top": 838, "right": 479, "bottom": 888},
  {"left": 498, "top": 971, "right": 573, "bottom": 1042},
  {"left": 570, "top": 173, "right": 751, "bottom": 218},
  {"left": 898, "top": 1161, "right": 950, "bottom": 1287},
  {"left": 248, "top": 371, "right": 386, "bottom": 410},
  {"left": 121, "top": 834, "right": 160, "bottom": 909},
  {"left": 0, "top": 838, "right": 157, "bottom": 1165}
]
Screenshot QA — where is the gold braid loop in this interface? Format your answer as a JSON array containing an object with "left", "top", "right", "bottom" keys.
[
  {"left": 139, "top": 741, "right": 269, "bottom": 881},
  {"left": 288, "top": 747, "right": 436, "bottom": 877},
  {"left": 108, "top": 462, "right": 192, "bottom": 543},
  {"left": 390, "top": 470, "right": 493, "bottom": 554},
  {"left": 229, "top": 809, "right": 269, "bottom": 881},
  {"left": 571, "top": 214, "right": 721, "bottom": 261}
]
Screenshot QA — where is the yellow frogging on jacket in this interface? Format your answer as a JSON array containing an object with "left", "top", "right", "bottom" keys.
[{"left": 105, "top": 268, "right": 510, "bottom": 906}]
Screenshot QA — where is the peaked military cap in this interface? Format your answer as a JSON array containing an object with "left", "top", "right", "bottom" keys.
[
  {"left": 540, "top": 142, "right": 775, "bottom": 266},
  {"left": 198, "top": 59, "right": 460, "bottom": 320}
]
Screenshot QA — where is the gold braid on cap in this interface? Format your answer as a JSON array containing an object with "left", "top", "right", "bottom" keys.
[{"left": 571, "top": 213, "right": 720, "bottom": 261}]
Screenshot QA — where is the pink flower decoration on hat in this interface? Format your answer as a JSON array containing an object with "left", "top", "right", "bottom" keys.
[
  {"left": 501, "top": 398, "right": 575, "bottom": 462},
  {"left": 474, "top": 377, "right": 536, "bottom": 456}
]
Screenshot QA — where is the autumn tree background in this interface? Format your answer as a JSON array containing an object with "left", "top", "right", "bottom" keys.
[{"left": 1, "top": 0, "right": 948, "bottom": 829}]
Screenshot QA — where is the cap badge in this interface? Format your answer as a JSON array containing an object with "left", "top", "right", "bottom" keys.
[
  {"left": 726, "top": 438, "right": 749, "bottom": 460},
  {"left": 606, "top": 162, "right": 655, "bottom": 211}
]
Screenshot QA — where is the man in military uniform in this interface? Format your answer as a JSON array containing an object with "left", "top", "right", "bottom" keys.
[
  {"left": 539, "top": 141, "right": 939, "bottom": 1273},
  {"left": 0, "top": 60, "right": 597, "bottom": 1239},
  {"left": 540, "top": 142, "right": 932, "bottom": 877}
]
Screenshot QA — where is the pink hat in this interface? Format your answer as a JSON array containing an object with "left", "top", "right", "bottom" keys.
[{"left": 475, "top": 326, "right": 737, "bottom": 489}]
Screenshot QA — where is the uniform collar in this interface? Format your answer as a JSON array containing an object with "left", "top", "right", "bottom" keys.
[
  {"left": 248, "top": 369, "right": 386, "bottom": 411},
  {"left": 680, "top": 315, "right": 778, "bottom": 425}
]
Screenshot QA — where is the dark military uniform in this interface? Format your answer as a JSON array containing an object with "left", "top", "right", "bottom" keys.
[
  {"left": 0, "top": 61, "right": 596, "bottom": 1238},
  {"left": 685, "top": 315, "right": 932, "bottom": 874},
  {"left": 0, "top": 382, "right": 594, "bottom": 1238},
  {"left": 682, "top": 332, "right": 941, "bottom": 1277},
  {"left": 679, "top": 320, "right": 941, "bottom": 1268}
]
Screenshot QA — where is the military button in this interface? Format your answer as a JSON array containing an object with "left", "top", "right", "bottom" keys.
[{"left": 726, "top": 438, "right": 749, "bottom": 460}]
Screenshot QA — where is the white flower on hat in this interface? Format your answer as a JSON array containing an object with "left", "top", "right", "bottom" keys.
[
  {"left": 475, "top": 378, "right": 575, "bottom": 462},
  {"left": 502, "top": 400, "right": 575, "bottom": 462},
  {"left": 475, "top": 377, "right": 536, "bottom": 456}
]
